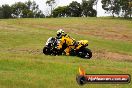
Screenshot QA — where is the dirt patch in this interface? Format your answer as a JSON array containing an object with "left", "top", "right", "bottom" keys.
[
  {"left": 44, "top": 26, "right": 132, "bottom": 42},
  {"left": 66, "top": 29, "right": 132, "bottom": 42},
  {"left": 93, "top": 49, "right": 132, "bottom": 62},
  {"left": 7, "top": 48, "right": 132, "bottom": 62},
  {"left": 50, "top": 27, "right": 132, "bottom": 42},
  {"left": 0, "top": 24, "right": 25, "bottom": 32}
]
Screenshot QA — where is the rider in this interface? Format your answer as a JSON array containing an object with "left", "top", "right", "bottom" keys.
[
  {"left": 56, "top": 29, "right": 70, "bottom": 39},
  {"left": 56, "top": 29, "right": 76, "bottom": 56}
]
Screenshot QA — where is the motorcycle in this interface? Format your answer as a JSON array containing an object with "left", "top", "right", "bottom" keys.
[{"left": 43, "top": 37, "right": 92, "bottom": 59}]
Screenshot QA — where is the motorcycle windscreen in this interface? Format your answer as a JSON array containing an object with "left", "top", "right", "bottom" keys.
[{"left": 45, "top": 37, "right": 53, "bottom": 46}]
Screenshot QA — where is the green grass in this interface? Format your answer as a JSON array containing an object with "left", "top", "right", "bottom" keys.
[{"left": 0, "top": 18, "right": 132, "bottom": 88}]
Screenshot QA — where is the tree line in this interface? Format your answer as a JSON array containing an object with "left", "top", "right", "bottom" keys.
[
  {"left": 0, "top": 0, "right": 132, "bottom": 19},
  {"left": 47, "top": 0, "right": 97, "bottom": 17},
  {"left": 0, "top": 0, "right": 45, "bottom": 19},
  {"left": 47, "top": 0, "right": 132, "bottom": 18},
  {"left": 102, "top": 0, "right": 132, "bottom": 18}
]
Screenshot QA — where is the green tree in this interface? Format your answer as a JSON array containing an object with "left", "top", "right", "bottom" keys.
[
  {"left": 11, "top": 1, "right": 45, "bottom": 18},
  {"left": 25, "top": 0, "right": 45, "bottom": 18},
  {"left": 0, "top": 4, "right": 12, "bottom": 18},
  {"left": 53, "top": 6, "right": 68, "bottom": 17},
  {"left": 11, "top": 2, "right": 27, "bottom": 18},
  {"left": 101, "top": 0, "right": 121, "bottom": 17},
  {"left": 35, "top": 10, "right": 45, "bottom": 18},
  {"left": 46, "top": 0, "right": 56, "bottom": 16},
  {"left": 24, "top": 0, "right": 34, "bottom": 18},
  {"left": 128, "top": 1, "right": 132, "bottom": 18},
  {"left": 0, "top": 7, "right": 3, "bottom": 19},
  {"left": 67, "top": 1, "right": 82, "bottom": 17},
  {"left": 121, "top": 0, "right": 132, "bottom": 18},
  {"left": 82, "top": 0, "right": 97, "bottom": 17}
]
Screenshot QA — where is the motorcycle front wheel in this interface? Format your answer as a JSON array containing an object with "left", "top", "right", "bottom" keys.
[
  {"left": 78, "top": 48, "right": 92, "bottom": 59},
  {"left": 43, "top": 47, "right": 51, "bottom": 55}
]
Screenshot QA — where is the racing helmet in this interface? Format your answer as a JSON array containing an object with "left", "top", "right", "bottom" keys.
[{"left": 57, "top": 29, "right": 65, "bottom": 37}]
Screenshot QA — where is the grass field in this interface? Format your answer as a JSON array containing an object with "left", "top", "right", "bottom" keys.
[{"left": 0, "top": 17, "right": 132, "bottom": 88}]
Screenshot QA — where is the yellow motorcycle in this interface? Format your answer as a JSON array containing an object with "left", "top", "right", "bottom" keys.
[{"left": 43, "top": 37, "right": 92, "bottom": 59}]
